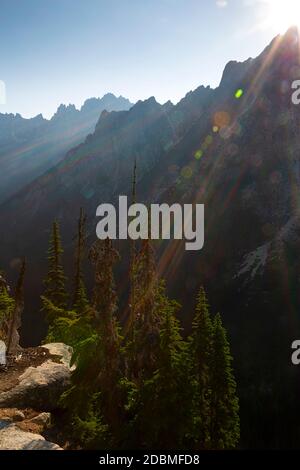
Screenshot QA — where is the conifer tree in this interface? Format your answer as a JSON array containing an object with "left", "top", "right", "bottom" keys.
[
  {"left": 134, "top": 238, "right": 160, "bottom": 379},
  {"left": 128, "top": 159, "right": 138, "bottom": 336},
  {"left": 72, "top": 208, "right": 88, "bottom": 313},
  {"left": 210, "top": 313, "right": 240, "bottom": 449},
  {"left": 63, "top": 238, "right": 123, "bottom": 447},
  {"left": 43, "top": 215, "right": 91, "bottom": 346},
  {"left": 189, "top": 286, "right": 214, "bottom": 448},
  {"left": 127, "top": 232, "right": 161, "bottom": 381},
  {"left": 43, "top": 220, "right": 67, "bottom": 310},
  {"left": 90, "top": 238, "right": 121, "bottom": 431},
  {"left": 133, "top": 284, "right": 192, "bottom": 448},
  {"left": 0, "top": 272, "right": 14, "bottom": 342}
]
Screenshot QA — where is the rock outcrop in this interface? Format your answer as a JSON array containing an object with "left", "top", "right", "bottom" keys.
[
  {"left": 0, "top": 421, "right": 62, "bottom": 450},
  {"left": 0, "top": 343, "right": 72, "bottom": 410},
  {"left": 0, "top": 343, "right": 73, "bottom": 450}
]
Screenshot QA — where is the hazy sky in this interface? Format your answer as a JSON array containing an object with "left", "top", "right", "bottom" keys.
[{"left": 0, "top": 0, "right": 289, "bottom": 118}]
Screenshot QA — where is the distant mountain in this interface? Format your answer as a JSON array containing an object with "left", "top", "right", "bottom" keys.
[
  {"left": 0, "top": 93, "right": 132, "bottom": 203},
  {"left": 2, "top": 27, "right": 300, "bottom": 448}
]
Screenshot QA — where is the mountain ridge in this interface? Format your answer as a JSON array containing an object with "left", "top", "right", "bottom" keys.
[{"left": 0, "top": 93, "right": 133, "bottom": 203}]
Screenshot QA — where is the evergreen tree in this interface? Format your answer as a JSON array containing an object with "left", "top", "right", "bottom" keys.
[
  {"left": 189, "top": 286, "right": 214, "bottom": 448},
  {"left": 42, "top": 297, "right": 92, "bottom": 348},
  {"left": 89, "top": 238, "right": 122, "bottom": 438},
  {"left": 72, "top": 208, "right": 88, "bottom": 313},
  {"left": 128, "top": 159, "right": 138, "bottom": 336},
  {"left": 42, "top": 215, "right": 91, "bottom": 346},
  {"left": 57, "top": 220, "right": 240, "bottom": 450},
  {"left": 43, "top": 220, "right": 67, "bottom": 309},
  {"left": 127, "top": 236, "right": 161, "bottom": 382},
  {"left": 132, "top": 284, "right": 192, "bottom": 448},
  {"left": 210, "top": 313, "right": 240, "bottom": 449},
  {"left": 135, "top": 238, "right": 160, "bottom": 378},
  {"left": 63, "top": 238, "right": 123, "bottom": 448},
  {"left": 0, "top": 272, "right": 14, "bottom": 342}
]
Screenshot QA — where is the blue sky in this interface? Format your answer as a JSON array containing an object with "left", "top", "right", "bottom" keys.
[{"left": 0, "top": 0, "right": 289, "bottom": 118}]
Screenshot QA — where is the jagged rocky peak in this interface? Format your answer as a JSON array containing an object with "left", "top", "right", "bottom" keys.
[
  {"left": 162, "top": 100, "right": 174, "bottom": 111},
  {"left": 219, "top": 58, "right": 253, "bottom": 90},
  {"left": 81, "top": 93, "right": 133, "bottom": 113},
  {"left": 101, "top": 92, "right": 132, "bottom": 107},
  {"left": 32, "top": 113, "right": 45, "bottom": 122},
  {"left": 221, "top": 27, "right": 300, "bottom": 94},
  {"left": 128, "top": 96, "right": 161, "bottom": 117},
  {"left": 50, "top": 103, "right": 79, "bottom": 121},
  {"left": 0, "top": 112, "right": 46, "bottom": 126},
  {"left": 177, "top": 85, "right": 214, "bottom": 109},
  {"left": 272, "top": 26, "right": 300, "bottom": 67}
]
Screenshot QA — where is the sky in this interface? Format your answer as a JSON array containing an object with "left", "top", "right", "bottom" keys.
[{"left": 0, "top": 0, "right": 295, "bottom": 118}]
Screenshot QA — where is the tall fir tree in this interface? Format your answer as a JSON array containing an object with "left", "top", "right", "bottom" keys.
[
  {"left": 128, "top": 159, "right": 138, "bottom": 337},
  {"left": 132, "top": 284, "right": 192, "bottom": 448},
  {"left": 210, "top": 313, "right": 240, "bottom": 449},
  {"left": 72, "top": 207, "right": 89, "bottom": 313},
  {"left": 135, "top": 237, "right": 160, "bottom": 379},
  {"left": 43, "top": 220, "right": 67, "bottom": 310},
  {"left": 189, "top": 286, "right": 214, "bottom": 448},
  {"left": 63, "top": 238, "right": 123, "bottom": 448}
]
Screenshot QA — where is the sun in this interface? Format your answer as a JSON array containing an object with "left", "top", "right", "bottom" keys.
[{"left": 264, "top": 0, "right": 300, "bottom": 33}]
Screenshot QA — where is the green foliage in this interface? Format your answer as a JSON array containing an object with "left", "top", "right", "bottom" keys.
[
  {"left": 62, "top": 240, "right": 124, "bottom": 448},
  {"left": 39, "top": 216, "right": 240, "bottom": 451},
  {"left": 0, "top": 287, "right": 14, "bottom": 325},
  {"left": 189, "top": 286, "right": 214, "bottom": 448},
  {"left": 72, "top": 208, "right": 89, "bottom": 313},
  {"left": 63, "top": 390, "right": 111, "bottom": 449},
  {"left": 71, "top": 408, "right": 110, "bottom": 449},
  {"left": 60, "top": 271, "right": 240, "bottom": 450},
  {"left": 0, "top": 278, "right": 14, "bottom": 341},
  {"left": 210, "top": 313, "right": 240, "bottom": 449},
  {"left": 43, "top": 220, "right": 67, "bottom": 310},
  {"left": 131, "top": 285, "right": 193, "bottom": 449},
  {"left": 188, "top": 288, "right": 240, "bottom": 449},
  {"left": 41, "top": 296, "right": 92, "bottom": 348},
  {"left": 42, "top": 216, "right": 92, "bottom": 348},
  {"left": 126, "top": 239, "right": 161, "bottom": 382}
]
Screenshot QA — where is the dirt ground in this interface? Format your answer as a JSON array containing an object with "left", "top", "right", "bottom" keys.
[{"left": 0, "top": 347, "right": 52, "bottom": 393}]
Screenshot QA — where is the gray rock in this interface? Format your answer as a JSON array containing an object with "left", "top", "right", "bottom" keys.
[
  {"left": 0, "top": 340, "right": 6, "bottom": 365},
  {"left": 0, "top": 421, "right": 62, "bottom": 450},
  {"left": 0, "top": 343, "right": 73, "bottom": 410},
  {"left": 43, "top": 343, "right": 74, "bottom": 370}
]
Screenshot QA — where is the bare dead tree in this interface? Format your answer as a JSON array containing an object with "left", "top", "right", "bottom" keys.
[{"left": 7, "top": 259, "right": 26, "bottom": 356}]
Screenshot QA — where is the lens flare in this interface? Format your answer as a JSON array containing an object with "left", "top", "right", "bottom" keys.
[{"left": 264, "top": 0, "right": 300, "bottom": 33}]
